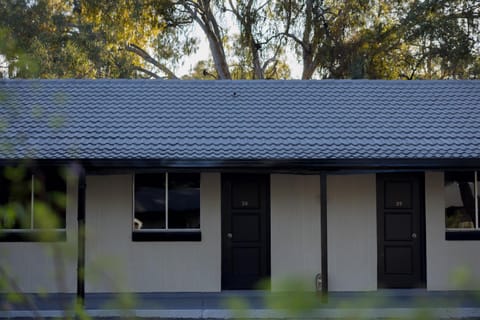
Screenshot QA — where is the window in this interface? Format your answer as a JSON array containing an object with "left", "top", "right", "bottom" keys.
[
  {"left": 0, "top": 167, "right": 67, "bottom": 241},
  {"left": 445, "top": 171, "right": 480, "bottom": 240},
  {"left": 133, "top": 172, "right": 200, "bottom": 241}
]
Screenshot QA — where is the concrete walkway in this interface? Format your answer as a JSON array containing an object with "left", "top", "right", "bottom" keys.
[{"left": 1, "top": 290, "right": 480, "bottom": 319}]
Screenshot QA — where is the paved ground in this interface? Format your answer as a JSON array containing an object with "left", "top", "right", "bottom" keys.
[{"left": 1, "top": 290, "right": 480, "bottom": 319}]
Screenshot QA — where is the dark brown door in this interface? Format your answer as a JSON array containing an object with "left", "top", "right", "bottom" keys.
[
  {"left": 377, "top": 173, "right": 425, "bottom": 288},
  {"left": 221, "top": 174, "right": 270, "bottom": 290}
]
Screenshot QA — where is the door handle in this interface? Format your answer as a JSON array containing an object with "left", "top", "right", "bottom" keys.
[
  {"left": 227, "top": 233, "right": 233, "bottom": 239},
  {"left": 412, "top": 233, "right": 417, "bottom": 239}
]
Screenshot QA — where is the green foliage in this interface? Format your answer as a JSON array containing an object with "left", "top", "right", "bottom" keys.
[
  {"left": 4, "top": 165, "right": 28, "bottom": 182},
  {"left": 73, "top": 299, "right": 92, "bottom": 320},
  {"left": 225, "top": 297, "right": 251, "bottom": 319},
  {"left": 264, "top": 278, "right": 318, "bottom": 316},
  {"left": 102, "top": 292, "right": 138, "bottom": 319},
  {"left": 0, "top": 26, "right": 39, "bottom": 78},
  {"left": 276, "top": 0, "right": 480, "bottom": 79},
  {"left": 451, "top": 266, "right": 476, "bottom": 289},
  {"left": 0, "top": 0, "right": 179, "bottom": 78},
  {"left": 6, "top": 291, "right": 23, "bottom": 304},
  {"left": 398, "top": 0, "right": 480, "bottom": 79}
]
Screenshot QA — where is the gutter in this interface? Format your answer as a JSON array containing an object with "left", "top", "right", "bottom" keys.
[{"left": 1, "top": 158, "right": 480, "bottom": 172}]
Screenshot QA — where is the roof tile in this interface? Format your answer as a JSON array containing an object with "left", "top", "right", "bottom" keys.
[{"left": 1, "top": 79, "right": 480, "bottom": 160}]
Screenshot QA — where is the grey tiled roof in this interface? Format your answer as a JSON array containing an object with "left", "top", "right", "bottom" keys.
[{"left": 1, "top": 79, "right": 479, "bottom": 161}]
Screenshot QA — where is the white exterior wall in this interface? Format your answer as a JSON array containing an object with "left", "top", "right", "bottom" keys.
[
  {"left": 0, "top": 178, "right": 78, "bottom": 293},
  {"left": 9, "top": 171, "right": 480, "bottom": 293},
  {"left": 85, "top": 173, "right": 221, "bottom": 292},
  {"left": 270, "top": 174, "right": 321, "bottom": 291},
  {"left": 425, "top": 172, "right": 480, "bottom": 290},
  {"left": 327, "top": 174, "right": 377, "bottom": 291}
]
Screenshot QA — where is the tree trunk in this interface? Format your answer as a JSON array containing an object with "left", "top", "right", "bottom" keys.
[
  {"left": 186, "top": 0, "right": 231, "bottom": 79},
  {"left": 302, "top": 64, "right": 316, "bottom": 79},
  {"left": 204, "top": 28, "right": 232, "bottom": 79},
  {"left": 300, "top": 0, "right": 316, "bottom": 79},
  {"left": 302, "top": 44, "right": 316, "bottom": 79}
]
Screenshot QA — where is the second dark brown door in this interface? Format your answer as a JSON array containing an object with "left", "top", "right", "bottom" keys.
[{"left": 377, "top": 173, "right": 425, "bottom": 288}]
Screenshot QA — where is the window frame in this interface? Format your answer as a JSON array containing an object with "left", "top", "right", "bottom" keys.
[
  {"left": 0, "top": 167, "right": 67, "bottom": 242},
  {"left": 132, "top": 172, "right": 201, "bottom": 242},
  {"left": 445, "top": 170, "right": 480, "bottom": 241}
]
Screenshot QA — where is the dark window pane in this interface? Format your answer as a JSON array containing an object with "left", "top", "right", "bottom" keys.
[
  {"left": 445, "top": 171, "right": 476, "bottom": 229},
  {"left": 33, "top": 168, "right": 67, "bottom": 229},
  {"left": 135, "top": 173, "right": 166, "bottom": 229},
  {"left": 168, "top": 173, "right": 200, "bottom": 229},
  {"left": 0, "top": 167, "right": 32, "bottom": 229}
]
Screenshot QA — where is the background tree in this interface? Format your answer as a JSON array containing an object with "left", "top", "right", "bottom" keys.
[
  {"left": 125, "top": 0, "right": 480, "bottom": 80},
  {"left": 0, "top": 0, "right": 180, "bottom": 78},
  {"left": 1, "top": 0, "right": 479, "bottom": 80},
  {"left": 399, "top": 0, "right": 480, "bottom": 79},
  {"left": 173, "top": 0, "right": 291, "bottom": 79}
]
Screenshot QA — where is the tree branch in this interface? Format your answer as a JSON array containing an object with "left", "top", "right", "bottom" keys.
[
  {"left": 262, "top": 57, "right": 277, "bottom": 72},
  {"left": 134, "top": 66, "right": 161, "bottom": 79},
  {"left": 283, "top": 32, "right": 307, "bottom": 50},
  {"left": 0, "top": 266, "right": 45, "bottom": 320},
  {"left": 125, "top": 43, "right": 179, "bottom": 79},
  {"left": 255, "top": 1, "right": 269, "bottom": 13}
]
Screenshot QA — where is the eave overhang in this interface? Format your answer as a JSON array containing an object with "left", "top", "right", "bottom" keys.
[{"left": 1, "top": 158, "right": 480, "bottom": 174}]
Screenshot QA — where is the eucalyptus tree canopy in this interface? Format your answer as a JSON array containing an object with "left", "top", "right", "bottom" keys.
[{"left": 1, "top": 0, "right": 478, "bottom": 79}]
